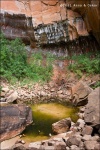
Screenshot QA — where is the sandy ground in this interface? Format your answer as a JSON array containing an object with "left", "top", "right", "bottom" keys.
[{"left": 0, "top": 136, "right": 19, "bottom": 150}]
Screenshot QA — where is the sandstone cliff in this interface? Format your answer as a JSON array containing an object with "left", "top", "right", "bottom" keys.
[{"left": 0, "top": 0, "right": 100, "bottom": 52}]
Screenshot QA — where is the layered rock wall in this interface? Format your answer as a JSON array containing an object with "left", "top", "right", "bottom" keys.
[
  {"left": 0, "top": 13, "right": 35, "bottom": 46},
  {"left": 0, "top": 0, "right": 100, "bottom": 51}
]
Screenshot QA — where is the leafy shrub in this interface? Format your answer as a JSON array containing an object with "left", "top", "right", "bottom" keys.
[
  {"left": 68, "top": 52, "right": 100, "bottom": 77},
  {"left": 0, "top": 33, "right": 53, "bottom": 83}
]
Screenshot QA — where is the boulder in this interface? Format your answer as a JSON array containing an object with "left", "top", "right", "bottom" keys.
[
  {"left": 54, "top": 141, "right": 66, "bottom": 150},
  {"left": 81, "top": 125, "right": 93, "bottom": 136},
  {"left": 70, "top": 145, "right": 80, "bottom": 150},
  {"left": 52, "top": 118, "right": 71, "bottom": 134},
  {"left": 2, "top": 87, "right": 9, "bottom": 93},
  {"left": 66, "top": 136, "right": 81, "bottom": 147},
  {"left": 78, "top": 112, "right": 84, "bottom": 119},
  {"left": 84, "top": 141, "right": 99, "bottom": 150},
  {"left": 94, "top": 143, "right": 100, "bottom": 150},
  {"left": 6, "top": 91, "right": 18, "bottom": 103},
  {"left": 82, "top": 135, "right": 92, "bottom": 141},
  {"left": 0, "top": 98, "right": 6, "bottom": 102},
  {"left": 76, "top": 119, "right": 85, "bottom": 129},
  {"left": 11, "top": 144, "right": 26, "bottom": 150},
  {"left": 44, "top": 145, "right": 55, "bottom": 150},
  {"left": 66, "top": 147, "right": 70, "bottom": 150},
  {"left": 79, "top": 107, "right": 85, "bottom": 113},
  {"left": 84, "top": 87, "right": 100, "bottom": 132},
  {"left": 29, "top": 142, "right": 42, "bottom": 149},
  {"left": 0, "top": 104, "right": 32, "bottom": 142},
  {"left": 71, "top": 81, "right": 92, "bottom": 106}
]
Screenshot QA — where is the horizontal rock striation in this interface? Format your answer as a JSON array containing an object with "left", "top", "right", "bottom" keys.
[
  {"left": 0, "top": 0, "right": 100, "bottom": 52},
  {"left": 0, "top": 13, "right": 35, "bottom": 46}
]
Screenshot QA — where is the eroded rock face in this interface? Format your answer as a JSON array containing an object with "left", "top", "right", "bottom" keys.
[
  {"left": 84, "top": 87, "right": 100, "bottom": 133},
  {"left": 0, "top": 13, "right": 36, "bottom": 47},
  {"left": 0, "top": 104, "right": 32, "bottom": 142},
  {"left": 1, "top": 0, "right": 99, "bottom": 50}
]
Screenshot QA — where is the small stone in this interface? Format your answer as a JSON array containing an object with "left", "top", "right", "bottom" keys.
[
  {"left": 44, "top": 85, "right": 49, "bottom": 90},
  {"left": 57, "top": 90, "right": 63, "bottom": 94},
  {"left": 54, "top": 141, "right": 66, "bottom": 150},
  {"left": 15, "top": 139, "right": 22, "bottom": 144},
  {"left": 53, "top": 137, "right": 63, "bottom": 142},
  {"left": 19, "top": 135, "right": 22, "bottom": 138},
  {"left": 0, "top": 98, "right": 6, "bottom": 102},
  {"left": 79, "top": 107, "right": 85, "bottom": 113},
  {"left": 2, "top": 87, "right": 9, "bottom": 93},
  {"left": 94, "top": 143, "right": 100, "bottom": 150},
  {"left": 11, "top": 143, "right": 26, "bottom": 150},
  {"left": 92, "top": 135, "right": 100, "bottom": 141},
  {"left": 71, "top": 122, "right": 75, "bottom": 126},
  {"left": 77, "top": 119, "right": 85, "bottom": 129},
  {"left": 84, "top": 140, "right": 98, "bottom": 150},
  {"left": 44, "top": 145, "right": 55, "bottom": 150},
  {"left": 79, "top": 141, "right": 85, "bottom": 150},
  {"left": 78, "top": 113, "right": 84, "bottom": 119},
  {"left": 82, "top": 135, "right": 92, "bottom": 141},
  {"left": 51, "top": 88, "right": 55, "bottom": 92},
  {"left": 40, "top": 91, "right": 47, "bottom": 96},
  {"left": 81, "top": 125, "right": 93, "bottom": 135},
  {"left": 66, "top": 136, "right": 81, "bottom": 147},
  {"left": 29, "top": 141, "right": 41, "bottom": 149},
  {"left": 6, "top": 91, "right": 18, "bottom": 102},
  {"left": 66, "top": 91, "right": 71, "bottom": 96},
  {"left": 48, "top": 140, "right": 55, "bottom": 146},
  {"left": 52, "top": 118, "right": 71, "bottom": 134},
  {"left": 70, "top": 145, "right": 80, "bottom": 150},
  {"left": 66, "top": 147, "right": 70, "bottom": 150},
  {"left": 0, "top": 92, "right": 5, "bottom": 97},
  {"left": 21, "top": 140, "right": 25, "bottom": 144}
]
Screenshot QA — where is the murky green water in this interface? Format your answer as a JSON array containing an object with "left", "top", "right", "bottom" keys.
[{"left": 22, "top": 103, "right": 79, "bottom": 143}]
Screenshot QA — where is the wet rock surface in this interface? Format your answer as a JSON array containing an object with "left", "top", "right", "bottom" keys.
[
  {"left": 1, "top": 0, "right": 100, "bottom": 51},
  {"left": 0, "top": 104, "right": 32, "bottom": 142},
  {"left": 0, "top": 13, "right": 35, "bottom": 46}
]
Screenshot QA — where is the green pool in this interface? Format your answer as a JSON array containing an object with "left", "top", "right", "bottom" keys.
[{"left": 22, "top": 103, "right": 79, "bottom": 143}]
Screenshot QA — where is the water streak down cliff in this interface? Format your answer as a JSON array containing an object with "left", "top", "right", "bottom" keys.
[
  {"left": 0, "top": 0, "right": 100, "bottom": 54},
  {"left": 0, "top": 13, "right": 36, "bottom": 47}
]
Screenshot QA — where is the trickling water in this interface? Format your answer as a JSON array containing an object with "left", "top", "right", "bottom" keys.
[{"left": 22, "top": 103, "right": 79, "bottom": 143}]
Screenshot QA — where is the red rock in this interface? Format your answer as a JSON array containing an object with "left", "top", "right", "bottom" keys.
[
  {"left": 52, "top": 118, "right": 71, "bottom": 134},
  {"left": 0, "top": 104, "right": 32, "bottom": 142},
  {"left": 1, "top": 0, "right": 99, "bottom": 45},
  {"left": 81, "top": 125, "right": 93, "bottom": 136}
]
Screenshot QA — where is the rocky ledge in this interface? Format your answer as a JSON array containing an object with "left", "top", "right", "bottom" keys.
[{"left": 0, "top": 80, "right": 96, "bottom": 105}]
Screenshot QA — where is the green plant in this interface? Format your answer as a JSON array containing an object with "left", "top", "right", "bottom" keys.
[
  {"left": 0, "top": 33, "right": 53, "bottom": 83},
  {"left": 0, "top": 33, "right": 27, "bottom": 79},
  {"left": 91, "top": 81, "right": 100, "bottom": 89},
  {"left": 68, "top": 52, "right": 100, "bottom": 76}
]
